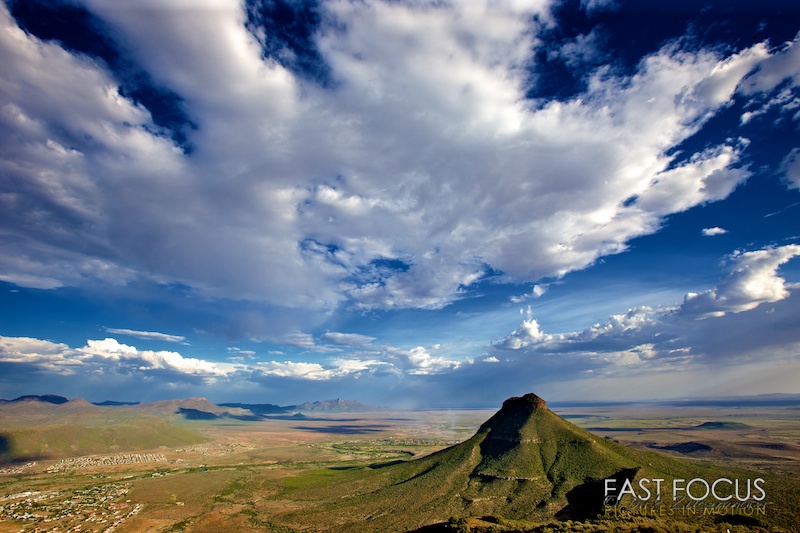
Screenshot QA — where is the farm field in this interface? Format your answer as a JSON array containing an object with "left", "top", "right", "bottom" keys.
[{"left": 0, "top": 401, "right": 798, "bottom": 532}]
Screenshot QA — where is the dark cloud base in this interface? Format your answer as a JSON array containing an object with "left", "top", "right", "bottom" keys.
[{"left": 8, "top": 0, "right": 195, "bottom": 150}]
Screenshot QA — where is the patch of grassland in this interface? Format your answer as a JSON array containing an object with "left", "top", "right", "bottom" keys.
[
  {"left": 1, "top": 403, "right": 797, "bottom": 533},
  {"left": 0, "top": 419, "right": 205, "bottom": 461},
  {"left": 245, "top": 401, "right": 798, "bottom": 533}
]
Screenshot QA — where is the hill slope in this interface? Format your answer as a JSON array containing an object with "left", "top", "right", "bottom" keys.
[
  {"left": 123, "top": 397, "right": 255, "bottom": 420},
  {"left": 0, "top": 398, "right": 205, "bottom": 462},
  {"left": 274, "top": 393, "right": 777, "bottom": 532}
]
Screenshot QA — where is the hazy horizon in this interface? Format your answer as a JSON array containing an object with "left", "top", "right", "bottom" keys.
[{"left": 4, "top": 391, "right": 800, "bottom": 412}]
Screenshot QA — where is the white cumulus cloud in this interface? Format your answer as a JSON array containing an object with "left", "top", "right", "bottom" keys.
[
  {"left": 0, "top": 1, "right": 786, "bottom": 314},
  {"left": 492, "top": 245, "right": 800, "bottom": 381},
  {"left": 701, "top": 227, "right": 728, "bottom": 236},
  {"left": 680, "top": 245, "right": 800, "bottom": 318}
]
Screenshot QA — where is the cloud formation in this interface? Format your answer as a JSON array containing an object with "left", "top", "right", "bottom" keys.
[
  {"left": 781, "top": 149, "right": 800, "bottom": 189},
  {"left": 1, "top": 1, "right": 795, "bottom": 315},
  {"left": 320, "top": 331, "right": 376, "bottom": 347},
  {"left": 2, "top": 245, "right": 798, "bottom": 405},
  {"left": 494, "top": 245, "right": 800, "bottom": 377},
  {"left": 510, "top": 283, "right": 550, "bottom": 303},
  {"left": 0, "top": 336, "right": 234, "bottom": 382},
  {"left": 104, "top": 328, "right": 186, "bottom": 343},
  {"left": 679, "top": 245, "right": 800, "bottom": 318},
  {"left": 701, "top": 227, "right": 728, "bottom": 237}
]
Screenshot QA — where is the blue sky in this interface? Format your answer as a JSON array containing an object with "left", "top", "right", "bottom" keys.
[{"left": 1, "top": 0, "right": 799, "bottom": 407}]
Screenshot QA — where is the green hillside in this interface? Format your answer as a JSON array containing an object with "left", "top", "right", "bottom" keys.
[
  {"left": 0, "top": 419, "right": 205, "bottom": 462},
  {"left": 271, "top": 394, "right": 791, "bottom": 532},
  {"left": 0, "top": 398, "right": 207, "bottom": 462}
]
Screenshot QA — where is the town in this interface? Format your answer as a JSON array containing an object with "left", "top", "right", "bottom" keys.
[
  {"left": 44, "top": 454, "right": 166, "bottom": 474},
  {"left": 0, "top": 483, "right": 141, "bottom": 532}
]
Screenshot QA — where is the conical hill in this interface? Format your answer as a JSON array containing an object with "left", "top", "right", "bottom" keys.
[
  {"left": 457, "top": 393, "right": 643, "bottom": 517},
  {"left": 279, "top": 393, "right": 738, "bottom": 532},
  {"left": 471, "top": 393, "right": 635, "bottom": 483}
]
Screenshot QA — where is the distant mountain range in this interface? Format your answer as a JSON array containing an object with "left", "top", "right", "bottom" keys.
[
  {"left": 0, "top": 395, "right": 380, "bottom": 417},
  {"left": 220, "top": 398, "right": 380, "bottom": 414},
  {"left": 0, "top": 396, "right": 205, "bottom": 461},
  {"left": 0, "top": 394, "right": 380, "bottom": 463},
  {"left": 4, "top": 393, "right": 797, "bottom": 411},
  {"left": 121, "top": 397, "right": 256, "bottom": 420},
  {"left": 0, "top": 394, "right": 70, "bottom": 405}
]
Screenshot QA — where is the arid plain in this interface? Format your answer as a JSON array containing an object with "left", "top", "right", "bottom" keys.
[{"left": 1, "top": 396, "right": 798, "bottom": 532}]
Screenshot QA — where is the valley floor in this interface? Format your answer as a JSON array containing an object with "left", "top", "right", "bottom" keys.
[{"left": 0, "top": 405, "right": 797, "bottom": 532}]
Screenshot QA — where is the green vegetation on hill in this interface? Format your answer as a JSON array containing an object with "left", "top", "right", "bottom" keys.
[
  {"left": 267, "top": 394, "right": 793, "bottom": 532},
  {"left": 2, "top": 393, "right": 796, "bottom": 532},
  {"left": 0, "top": 397, "right": 208, "bottom": 462}
]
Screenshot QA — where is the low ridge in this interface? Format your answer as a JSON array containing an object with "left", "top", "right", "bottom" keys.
[{"left": 9, "top": 394, "right": 69, "bottom": 404}]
